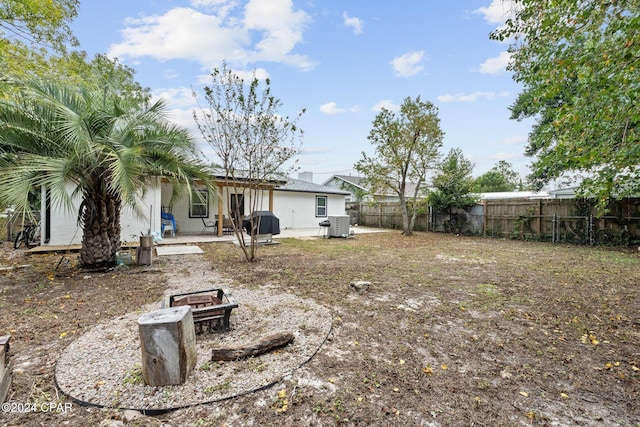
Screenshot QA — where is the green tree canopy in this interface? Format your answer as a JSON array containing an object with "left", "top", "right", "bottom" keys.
[
  {"left": 493, "top": 0, "right": 640, "bottom": 211},
  {"left": 472, "top": 171, "right": 513, "bottom": 193},
  {"left": 0, "top": 0, "right": 79, "bottom": 80},
  {"left": 472, "top": 160, "right": 521, "bottom": 192},
  {"left": 429, "top": 148, "right": 477, "bottom": 211},
  {"left": 0, "top": 71, "right": 212, "bottom": 267},
  {"left": 355, "top": 96, "right": 443, "bottom": 236}
]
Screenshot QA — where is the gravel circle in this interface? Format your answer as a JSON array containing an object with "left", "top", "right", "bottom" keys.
[{"left": 54, "top": 254, "right": 333, "bottom": 413}]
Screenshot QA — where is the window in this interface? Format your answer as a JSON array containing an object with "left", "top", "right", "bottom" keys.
[
  {"left": 189, "top": 189, "right": 209, "bottom": 218},
  {"left": 316, "top": 196, "right": 327, "bottom": 217}
]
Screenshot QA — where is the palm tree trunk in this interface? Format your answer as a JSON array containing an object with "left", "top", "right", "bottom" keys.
[{"left": 79, "top": 195, "right": 121, "bottom": 268}]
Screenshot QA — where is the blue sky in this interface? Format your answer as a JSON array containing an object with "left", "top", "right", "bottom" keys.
[{"left": 71, "top": 0, "right": 532, "bottom": 183}]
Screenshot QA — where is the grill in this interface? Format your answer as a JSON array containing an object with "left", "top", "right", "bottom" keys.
[
  {"left": 169, "top": 289, "right": 238, "bottom": 333},
  {"left": 242, "top": 211, "right": 280, "bottom": 237}
]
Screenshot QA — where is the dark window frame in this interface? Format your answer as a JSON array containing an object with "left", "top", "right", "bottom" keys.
[
  {"left": 189, "top": 189, "right": 209, "bottom": 218},
  {"left": 316, "top": 195, "right": 327, "bottom": 217}
]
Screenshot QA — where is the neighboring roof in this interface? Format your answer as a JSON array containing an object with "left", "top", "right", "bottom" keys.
[
  {"left": 548, "top": 187, "right": 577, "bottom": 198},
  {"left": 323, "top": 174, "right": 431, "bottom": 198},
  {"left": 323, "top": 174, "right": 366, "bottom": 189},
  {"left": 277, "top": 177, "right": 351, "bottom": 195},
  {"left": 477, "top": 191, "right": 551, "bottom": 200}
]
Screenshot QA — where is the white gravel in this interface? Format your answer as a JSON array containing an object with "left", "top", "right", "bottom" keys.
[{"left": 54, "top": 254, "right": 333, "bottom": 412}]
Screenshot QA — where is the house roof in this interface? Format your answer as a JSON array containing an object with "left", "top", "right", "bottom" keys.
[
  {"left": 322, "top": 174, "right": 366, "bottom": 190},
  {"left": 323, "top": 174, "right": 431, "bottom": 198},
  {"left": 277, "top": 177, "right": 351, "bottom": 195},
  {"left": 199, "top": 166, "right": 289, "bottom": 187}
]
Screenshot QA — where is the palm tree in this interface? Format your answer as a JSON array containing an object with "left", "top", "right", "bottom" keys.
[{"left": 0, "top": 77, "right": 212, "bottom": 268}]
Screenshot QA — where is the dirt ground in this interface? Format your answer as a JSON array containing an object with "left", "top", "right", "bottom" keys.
[{"left": 1, "top": 231, "right": 639, "bottom": 426}]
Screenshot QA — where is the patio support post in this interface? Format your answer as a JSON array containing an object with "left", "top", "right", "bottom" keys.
[
  {"left": 217, "top": 183, "right": 224, "bottom": 237},
  {"left": 269, "top": 188, "right": 274, "bottom": 212}
]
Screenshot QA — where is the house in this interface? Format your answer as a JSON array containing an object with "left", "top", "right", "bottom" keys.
[
  {"left": 38, "top": 171, "right": 348, "bottom": 247},
  {"left": 323, "top": 174, "right": 430, "bottom": 202},
  {"left": 272, "top": 176, "right": 350, "bottom": 229}
]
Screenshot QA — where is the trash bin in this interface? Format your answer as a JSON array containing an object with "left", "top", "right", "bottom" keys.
[{"left": 137, "top": 235, "right": 153, "bottom": 266}]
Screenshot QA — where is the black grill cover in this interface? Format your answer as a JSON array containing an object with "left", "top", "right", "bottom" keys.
[{"left": 242, "top": 211, "right": 280, "bottom": 236}]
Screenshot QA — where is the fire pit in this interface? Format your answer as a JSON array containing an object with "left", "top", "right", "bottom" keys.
[{"left": 169, "top": 289, "right": 238, "bottom": 333}]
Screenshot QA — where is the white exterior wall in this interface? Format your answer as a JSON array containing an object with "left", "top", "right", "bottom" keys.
[
  {"left": 45, "top": 180, "right": 348, "bottom": 244},
  {"left": 272, "top": 191, "right": 346, "bottom": 229},
  {"left": 160, "top": 183, "right": 275, "bottom": 233},
  {"left": 43, "top": 179, "right": 162, "bottom": 246}
]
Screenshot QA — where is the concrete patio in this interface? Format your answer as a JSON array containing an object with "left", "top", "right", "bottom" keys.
[
  {"left": 26, "top": 226, "right": 389, "bottom": 253},
  {"left": 153, "top": 225, "right": 388, "bottom": 245}
]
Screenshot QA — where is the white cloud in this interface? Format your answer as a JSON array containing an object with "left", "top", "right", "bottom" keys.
[
  {"left": 243, "top": 0, "right": 313, "bottom": 69},
  {"left": 372, "top": 100, "right": 399, "bottom": 112},
  {"left": 190, "top": 0, "right": 235, "bottom": 11},
  {"left": 437, "top": 91, "right": 510, "bottom": 103},
  {"left": 108, "top": 0, "right": 313, "bottom": 71},
  {"left": 343, "top": 12, "right": 363, "bottom": 35},
  {"left": 152, "top": 87, "right": 197, "bottom": 109},
  {"left": 474, "top": 0, "right": 517, "bottom": 25},
  {"left": 228, "top": 67, "right": 270, "bottom": 82},
  {"left": 390, "top": 51, "right": 425, "bottom": 77},
  {"left": 319, "top": 101, "right": 358, "bottom": 115},
  {"left": 479, "top": 50, "right": 511, "bottom": 75},
  {"left": 320, "top": 102, "right": 344, "bottom": 115}
]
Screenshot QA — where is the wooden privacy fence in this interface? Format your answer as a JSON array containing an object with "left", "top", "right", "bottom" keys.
[{"left": 347, "top": 198, "right": 640, "bottom": 245}]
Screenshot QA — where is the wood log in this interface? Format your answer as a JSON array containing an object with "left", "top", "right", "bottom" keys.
[
  {"left": 211, "top": 332, "right": 295, "bottom": 361},
  {"left": 0, "top": 365, "right": 10, "bottom": 404},
  {"left": 0, "top": 335, "right": 9, "bottom": 370},
  {"left": 0, "top": 335, "right": 11, "bottom": 403},
  {"left": 138, "top": 306, "right": 197, "bottom": 386}
]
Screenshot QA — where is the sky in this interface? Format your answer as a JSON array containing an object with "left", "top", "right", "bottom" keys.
[{"left": 70, "top": 0, "right": 534, "bottom": 184}]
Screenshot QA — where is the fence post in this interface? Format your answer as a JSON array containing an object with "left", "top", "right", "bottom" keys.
[
  {"left": 482, "top": 200, "right": 487, "bottom": 237},
  {"left": 537, "top": 199, "right": 542, "bottom": 240}
]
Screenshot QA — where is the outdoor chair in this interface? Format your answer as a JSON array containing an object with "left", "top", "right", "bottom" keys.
[
  {"left": 201, "top": 217, "right": 217, "bottom": 234},
  {"left": 221, "top": 216, "right": 234, "bottom": 234},
  {"left": 161, "top": 212, "right": 177, "bottom": 237}
]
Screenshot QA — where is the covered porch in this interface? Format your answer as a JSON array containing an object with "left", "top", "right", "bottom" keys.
[{"left": 159, "top": 176, "right": 281, "bottom": 239}]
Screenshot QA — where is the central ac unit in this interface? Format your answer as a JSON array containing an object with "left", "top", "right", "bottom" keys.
[{"left": 328, "top": 215, "right": 350, "bottom": 237}]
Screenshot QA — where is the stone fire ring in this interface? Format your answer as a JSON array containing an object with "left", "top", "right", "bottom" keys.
[{"left": 54, "top": 287, "right": 333, "bottom": 414}]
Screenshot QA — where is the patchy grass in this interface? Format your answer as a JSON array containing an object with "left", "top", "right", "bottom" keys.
[{"left": 1, "top": 232, "right": 639, "bottom": 426}]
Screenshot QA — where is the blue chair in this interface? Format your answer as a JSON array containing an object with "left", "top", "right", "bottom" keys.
[{"left": 161, "top": 212, "right": 177, "bottom": 237}]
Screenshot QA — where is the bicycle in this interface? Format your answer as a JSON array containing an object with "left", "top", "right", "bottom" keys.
[{"left": 14, "top": 221, "right": 41, "bottom": 249}]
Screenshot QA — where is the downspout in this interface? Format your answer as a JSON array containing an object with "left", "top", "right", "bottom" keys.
[{"left": 45, "top": 187, "right": 51, "bottom": 243}]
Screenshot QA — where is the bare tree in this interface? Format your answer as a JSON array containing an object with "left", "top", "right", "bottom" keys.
[{"left": 193, "top": 64, "right": 304, "bottom": 261}]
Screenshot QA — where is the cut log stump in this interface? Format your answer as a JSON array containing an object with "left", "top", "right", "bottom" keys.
[
  {"left": 211, "top": 332, "right": 295, "bottom": 361},
  {"left": 0, "top": 335, "right": 11, "bottom": 403},
  {"left": 138, "top": 306, "right": 197, "bottom": 386}
]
